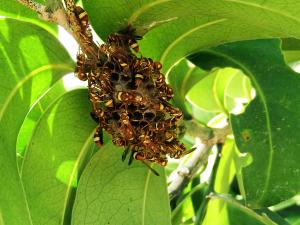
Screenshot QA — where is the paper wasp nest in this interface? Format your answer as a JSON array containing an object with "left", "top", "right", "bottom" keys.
[{"left": 76, "top": 27, "right": 191, "bottom": 167}]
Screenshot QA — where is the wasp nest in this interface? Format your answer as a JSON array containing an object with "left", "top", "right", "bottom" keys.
[{"left": 76, "top": 27, "right": 192, "bottom": 167}]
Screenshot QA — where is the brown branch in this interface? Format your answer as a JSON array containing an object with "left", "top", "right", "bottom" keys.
[
  {"left": 62, "top": 0, "right": 99, "bottom": 60},
  {"left": 16, "top": 0, "right": 44, "bottom": 14},
  {"left": 16, "top": 0, "right": 101, "bottom": 62},
  {"left": 168, "top": 120, "right": 231, "bottom": 200}
]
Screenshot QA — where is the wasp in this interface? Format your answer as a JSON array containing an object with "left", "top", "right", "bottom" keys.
[
  {"left": 74, "top": 6, "right": 93, "bottom": 40},
  {"left": 75, "top": 52, "right": 89, "bottom": 81},
  {"left": 134, "top": 73, "right": 144, "bottom": 87}
]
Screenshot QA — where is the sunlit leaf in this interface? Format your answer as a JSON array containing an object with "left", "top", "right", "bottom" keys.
[
  {"left": 202, "top": 139, "right": 236, "bottom": 225},
  {"left": 167, "top": 58, "right": 207, "bottom": 118},
  {"left": 0, "top": 18, "right": 73, "bottom": 225},
  {"left": 17, "top": 79, "right": 66, "bottom": 158},
  {"left": 186, "top": 68, "right": 252, "bottom": 115},
  {"left": 21, "top": 90, "right": 96, "bottom": 225}
]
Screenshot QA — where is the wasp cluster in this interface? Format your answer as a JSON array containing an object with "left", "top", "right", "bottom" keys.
[{"left": 76, "top": 25, "right": 191, "bottom": 167}]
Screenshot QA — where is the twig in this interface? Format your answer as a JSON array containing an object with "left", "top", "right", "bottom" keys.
[
  {"left": 16, "top": 0, "right": 101, "bottom": 61},
  {"left": 167, "top": 120, "right": 231, "bottom": 201},
  {"left": 17, "top": 0, "right": 44, "bottom": 13}
]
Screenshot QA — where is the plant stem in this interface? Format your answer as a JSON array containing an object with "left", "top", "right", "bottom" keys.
[
  {"left": 17, "top": 0, "right": 44, "bottom": 13},
  {"left": 168, "top": 121, "right": 230, "bottom": 201}
]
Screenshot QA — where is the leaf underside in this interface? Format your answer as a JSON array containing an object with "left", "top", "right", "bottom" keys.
[{"left": 190, "top": 39, "right": 300, "bottom": 207}]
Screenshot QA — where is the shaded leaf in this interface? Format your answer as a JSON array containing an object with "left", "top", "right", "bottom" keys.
[
  {"left": 72, "top": 143, "right": 171, "bottom": 225},
  {"left": 190, "top": 39, "right": 300, "bottom": 207},
  {"left": 0, "top": 18, "right": 73, "bottom": 225}
]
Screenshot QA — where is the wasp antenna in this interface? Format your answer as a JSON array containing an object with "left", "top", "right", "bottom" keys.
[
  {"left": 142, "top": 161, "right": 159, "bottom": 176},
  {"left": 183, "top": 147, "right": 197, "bottom": 156},
  {"left": 122, "top": 146, "right": 130, "bottom": 161}
]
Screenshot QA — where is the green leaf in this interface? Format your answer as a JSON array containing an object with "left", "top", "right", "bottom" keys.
[
  {"left": 84, "top": 0, "right": 300, "bottom": 70},
  {"left": 208, "top": 194, "right": 277, "bottom": 225},
  {"left": 167, "top": 58, "right": 207, "bottom": 118},
  {"left": 21, "top": 89, "right": 96, "bottom": 225},
  {"left": 17, "top": 79, "right": 66, "bottom": 158},
  {"left": 186, "top": 69, "right": 224, "bottom": 113},
  {"left": 0, "top": 18, "right": 73, "bottom": 225},
  {"left": 186, "top": 68, "right": 252, "bottom": 115},
  {"left": 202, "top": 139, "right": 236, "bottom": 225},
  {"left": 72, "top": 143, "right": 171, "bottom": 225},
  {"left": 172, "top": 183, "right": 207, "bottom": 225},
  {"left": 281, "top": 38, "right": 300, "bottom": 63},
  {"left": 191, "top": 39, "right": 300, "bottom": 207},
  {"left": 0, "top": 0, "right": 57, "bottom": 35}
]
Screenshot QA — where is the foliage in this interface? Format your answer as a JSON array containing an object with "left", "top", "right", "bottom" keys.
[{"left": 1, "top": 1, "right": 300, "bottom": 224}]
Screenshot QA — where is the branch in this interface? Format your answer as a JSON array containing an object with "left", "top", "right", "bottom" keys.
[
  {"left": 16, "top": 0, "right": 101, "bottom": 61},
  {"left": 168, "top": 120, "right": 231, "bottom": 201}
]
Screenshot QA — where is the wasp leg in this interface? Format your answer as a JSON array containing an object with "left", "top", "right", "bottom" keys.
[
  {"left": 122, "top": 146, "right": 130, "bottom": 161},
  {"left": 93, "top": 126, "right": 103, "bottom": 147},
  {"left": 142, "top": 161, "right": 159, "bottom": 176},
  {"left": 128, "top": 149, "right": 135, "bottom": 165}
]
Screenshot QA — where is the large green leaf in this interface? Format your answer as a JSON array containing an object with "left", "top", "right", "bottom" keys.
[
  {"left": 190, "top": 39, "right": 300, "bottom": 207},
  {"left": 0, "top": 18, "right": 73, "bottom": 225},
  {"left": 20, "top": 89, "right": 96, "bottom": 225},
  {"left": 72, "top": 143, "right": 171, "bottom": 225},
  {"left": 83, "top": 0, "right": 300, "bottom": 70}
]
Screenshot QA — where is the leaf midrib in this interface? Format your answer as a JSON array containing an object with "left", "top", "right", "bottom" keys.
[
  {"left": 61, "top": 129, "right": 95, "bottom": 225},
  {"left": 142, "top": 169, "right": 151, "bottom": 225},
  {"left": 159, "top": 19, "right": 227, "bottom": 65},
  {"left": 202, "top": 49, "right": 274, "bottom": 204}
]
